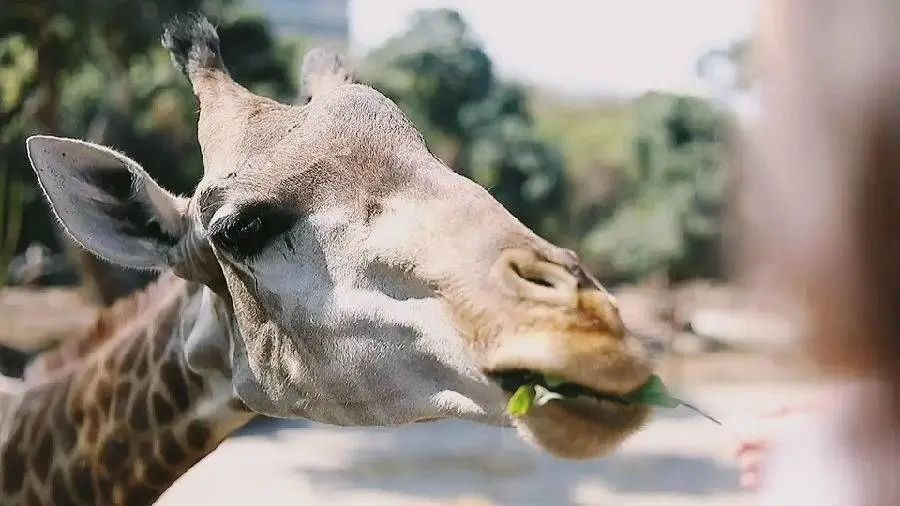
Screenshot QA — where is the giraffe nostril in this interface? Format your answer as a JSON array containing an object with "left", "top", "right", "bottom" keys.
[
  {"left": 511, "top": 263, "right": 556, "bottom": 289},
  {"left": 492, "top": 248, "right": 579, "bottom": 306}
]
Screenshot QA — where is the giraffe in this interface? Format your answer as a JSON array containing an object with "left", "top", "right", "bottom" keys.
[
  {"left": 0, "top": 273, "right": 254, "bottom": 505},
  {"left": 23, "top": 275, "right": 179, "bottom": 383},
  {"left": 5, "top": 12, "right": 657, "bottom": 502}
]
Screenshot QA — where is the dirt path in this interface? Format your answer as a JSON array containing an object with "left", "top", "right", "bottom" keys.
[{"left": 157, "top": 380, "right": 822, "bottom": 505}]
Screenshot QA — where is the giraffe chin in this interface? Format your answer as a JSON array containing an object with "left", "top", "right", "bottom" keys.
[{"left": 513, "top": 396, "right": 651, "bottom": 459}]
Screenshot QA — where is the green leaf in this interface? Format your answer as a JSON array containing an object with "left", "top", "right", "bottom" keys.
[
  {"left": 506, "top": 384, "right": 536, "bottom": 417},
  {"left": 622, "top": 374, "right": 680, "bottom": 408}
]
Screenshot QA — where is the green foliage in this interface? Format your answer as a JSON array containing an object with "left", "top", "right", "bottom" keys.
[
  {"left": 361, "top": 10, "right": 492, "bottom": 140},
  {"left": 531, "top": 95, "right": 634, "bottom": 177},
  {"left": 582, "top": 93, "right": 730, "bottom": 282},
  {"left": 360, "top": 9, "right": 567, "bottom": 241},
  {"left": 0, "top": 2, "right": 731, "bottom": 288},
  {"left": 0, "top": 1, "right": 301, "bottom": 281}
]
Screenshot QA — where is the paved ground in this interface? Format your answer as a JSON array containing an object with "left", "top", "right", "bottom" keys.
[{"left": 157, "top": 380, "right": 821, "bottom": 505}]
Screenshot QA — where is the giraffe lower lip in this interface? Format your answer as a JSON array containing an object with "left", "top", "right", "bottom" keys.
[
  {"left": 532, "top": 392, "right": 648, "bottom": 428},
  {"left": 509, "top": 381, "right": 651, "bottom": 459}
]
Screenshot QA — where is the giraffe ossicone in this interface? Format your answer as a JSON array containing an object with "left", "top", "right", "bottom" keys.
[{"left": 3, "top": 11, "right": 655, "bottom": 504}]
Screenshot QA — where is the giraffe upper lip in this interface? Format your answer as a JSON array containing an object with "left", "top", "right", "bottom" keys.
[{"left": 481, "top": 339, "right": 653, "bottom": 400}]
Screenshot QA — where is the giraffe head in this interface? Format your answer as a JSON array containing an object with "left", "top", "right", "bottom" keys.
[{"left": 25, "top": 14, "right": 652, "bottom": 459}]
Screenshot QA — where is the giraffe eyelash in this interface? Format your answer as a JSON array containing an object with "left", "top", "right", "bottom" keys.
[{"left": 209, "top": 204, "right": 296, "bottom": 261}]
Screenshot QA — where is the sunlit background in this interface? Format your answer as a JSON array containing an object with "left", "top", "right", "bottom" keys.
[{"left": 0, "top": 1, "right": 810, "bottom": 505}]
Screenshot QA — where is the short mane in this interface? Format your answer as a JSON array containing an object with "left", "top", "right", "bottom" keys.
[{"left": 24, "top": 273, "right": 184, "bottom": 382}]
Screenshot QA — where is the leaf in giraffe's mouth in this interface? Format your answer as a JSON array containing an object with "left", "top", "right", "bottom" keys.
[{"left": 491, "top": 371, "right": 721, "bottom": 425}]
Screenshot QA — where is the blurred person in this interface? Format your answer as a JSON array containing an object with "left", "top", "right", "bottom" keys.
[{"left": 736, "top": 1, "right": 900, "bottom": 505}]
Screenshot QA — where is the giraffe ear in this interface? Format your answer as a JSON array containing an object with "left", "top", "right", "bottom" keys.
[{"left": 27, "top": 135, "right": 188, "bottom": 270}]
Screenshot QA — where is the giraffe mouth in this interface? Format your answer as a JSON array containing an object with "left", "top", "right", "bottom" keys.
[
  {"left": 488, "top": 369, "right": 636, "bottom": 404},
  {"left": 484, "top": 367, "right": 651, "bottom": 459}
]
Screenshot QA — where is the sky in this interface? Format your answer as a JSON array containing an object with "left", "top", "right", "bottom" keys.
[{"left": 349, "top": 0, "right": 759, "bottom": 98}]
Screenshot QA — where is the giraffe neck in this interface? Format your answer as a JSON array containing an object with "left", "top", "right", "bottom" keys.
[{"left": 0, "top": 274, "right": 255, "bottom": 506}]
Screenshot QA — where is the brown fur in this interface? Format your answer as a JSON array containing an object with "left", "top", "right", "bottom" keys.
[
  {"left": 24, "top": 274, "right": 183, "bottom": 383},
  {"left": 0, "top": 276, "right": 252, "bottom": 506}
]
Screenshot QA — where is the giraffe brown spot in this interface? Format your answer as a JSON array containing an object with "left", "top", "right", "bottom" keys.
[
  {"left": 136, "top": 346, "right": 150, "bottom": 379},
  {"left": 9, "top": 417, "right": 27, "bottom": 449},
  {"left": 123, "top": 484, "right": 160, "bottom": 506},
  {"left": 95, "top": 378, "right": 114, "bottom": 414},
  {"left": 2, "top": 445, "right": 25, "bottom": 493},
  {"left": 85, "top": 418, "right": 101, "bottom": 445},
  {"left": 135, "top": 351, "right": 149, "bottom": 377},
  {"left": 119, "top": 339, "right": 144, "bottom": 371},
  {"left": 151, "top": 332, "right": 168, "bottom": 362},
  {"left": 151, "top": 313, "right": 178, "bottom": 362},
  {"left": 185, "top": 420, "right": 211, "bottom": 450},
  {"left": 23, "top": 420, "right": 43, "bottom": 452},
  {"left": 160, "top": 431, "right": 185, "bottom": 466},
  {"left": 24, "top": 483, "right": 42, "bottom": 506},
  {"left": 138, "top": 441, "right": 155, "bottom": 461},
  {"left": 94, "top": 475, "right": 114, "bottom": 505},
  {"left": 70, "top": 403, "right": 85, "bottom": 426},
  {"left": 100, "top": 435, "right": 130, "bottom": 475},
  {"left": 67, "top": 384, "right": 85, "bottom": 419},
  {"left": 113, "top": 380, "right": 133, "bottom": 420},
  {"left": 25, "top": 384, "right": 61, "bottom": 442},
  {"left": 152, "top": 392, "right": 174, "bottom": 425},
  {"left": 128, "top": 388, "right": 151, "bottom": 431},
  {"left": 51, "top": 468, "right": 76, "bottom": 506},
  {"left": 144, "top": 461, "right": 170, "bottom": 487},
  {"left": 32, "top": 430, "right": 53, "bottom": 481},
  {"left": 21, "top": 409, "right": 38, "bottom": 446},
  {"left": 160, "top": 361, "right": 190, "bottom": 412},
  {"left": 71, "top": 456, "right": 96, "bottom": 504},
  {"left": 57, "top": 422, "right": 78, "bottom": 454},
  {"left": 53, "top": 391, "right": 78, "bottom": 454}
]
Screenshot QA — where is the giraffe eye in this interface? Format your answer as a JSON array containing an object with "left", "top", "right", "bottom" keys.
[
  {"left": 211, "top": 205, "right": 295, "bottom": 260},
  {"left": 219, "top": 216, "right": 261, "bottom": 250}
]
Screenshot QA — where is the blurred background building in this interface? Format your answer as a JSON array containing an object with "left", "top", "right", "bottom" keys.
[{"left": 256, "top": 0, "right": 349, "bottom": 43}]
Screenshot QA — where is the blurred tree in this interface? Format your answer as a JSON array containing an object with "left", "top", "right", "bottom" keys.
[
  {"left": 360, "top": 9, "right": 567, "bottom": 240},
  {"left": 0, "top": 1, "right": 299, "bottom": 296},
  {"left": 360, "top": 10, "right": 491, "bottom": 158},
  {"left": 582, "top": 93, "right": 731, "bottom": 282},
  {"left": 529, "top": 95, "right": 635, "bottom": 261}
]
